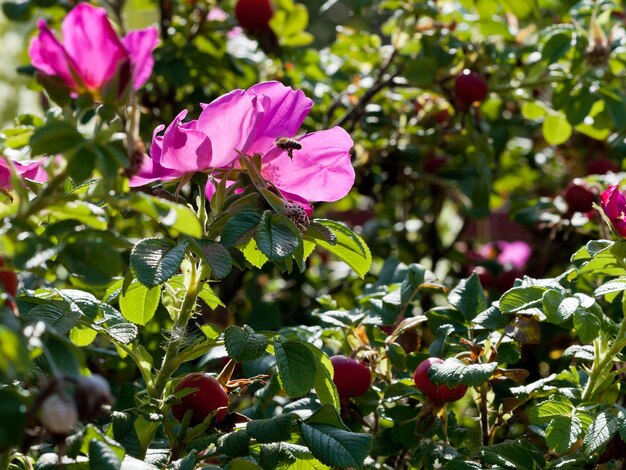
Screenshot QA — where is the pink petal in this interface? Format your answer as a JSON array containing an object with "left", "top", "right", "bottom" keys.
[
  {"left": 128, "top": 156, "right": 181, "bottom": 186},
  {"left": 61, "top": 3, "right": 128, "bottom": 90},
  {"left": 158, "top": 110, "right": 213, "bottom": 173},
  {"left": 122, "top": 27, "right": 158, "bottom": 90},
  {"left": 261, "top": 127, "right": 354, "bottom": 202},
  {"left": 0, "top": 160, "right": 11, "bottom": 190},
  {"left": 16, "top": 158, "right": 50, "bottom": 183},
  {"left": 601, "top": 185, "right": 624, "bottom": 219},
  {"left": 195, "top": 89, "right": 264, "bottom": 167},
  {"left": 29, "top": 20, "right": 80, "bottom": 89},
  {"left": 246, "top": 81, "right": 313, "bottom": 155},
  {"left": 495, "top": 241, "right": 532, "bottom": 270}
]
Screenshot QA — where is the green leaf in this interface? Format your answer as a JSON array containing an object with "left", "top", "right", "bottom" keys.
[
  {"left": 274, "top": 338, "right": 316, "bottom": 397},
  {"left": 448, "top": 273, "right": 488, "bottom": 321},
  {"left": 221, "top": 211, "right": 262, "bottom": 247},
  {"left": 89, "top": 440, "right": 122, "bottom": 470},
  {"left": 219, "top": 430, "right": 250, "bottom": 457},
  {"left": 528, "top": 396, "right": 573, "bottom": 425},
  {"left": 428, "top": 358, "right": 497, "bottom": 387},
  {"left": 309, "top": 220, "right": 371, "bottom": 278},
  {"left": 241, "top": 238, "right": 268, "bottom": 269},
  {"left": 594, "top": 278, "right": 626, "bottom": 297},
  {"left": 542, "top": 112, "right": 572, "bottom": 145},
  {"left": 573, "top": 309, "right": 602, "bottom": 343},
  {"left": 126, "top": 193, "right": 203, "bottom": 238},
  {"left": 195, "top": 240, "right": 232, "bottom": 279},
  {"left": 299, "top": 422, "right": 372, "bottom": 469},
  {"left": 61, "top": 236, "right": 123, "bottom": 286},
  {"left": 545, "top": 416, "right": 581, "bottom": 453},
  {"left": 255, "top": 213, "right": 301, "bottom": 260},
  {"left": 583, "top": 410, "right": 620, "bottom": 456},
  {"left": 499, "top": 286, "right": 546, "bottom": 313},
  {"left": 479, "top": 438, "right": 545, "bottom": 469},
  {"left": 224, "top": 325, "right": 270, "bottom": 362},
  {"left": 45, "top": 202, "right": 108, "bottom": 230},
  {"left": 303, "top": 343, "right": 340, "bottom": 411},
  {"left": 130, "top": 238, "right": 188, "bottom": 287},
  {"left": 247, "top": 414, "right": 294, "bottom": 443},
  {"left": 30, "top": 121, "right": 84, "bottom": 156},
  {"left": 542, "top": 32, "right": 572, "bottom": 63},
  {"left": 119, "top": 282, "right": 161, "bottom": 325},
  {"left": 1, "top": 1, "right": 31, "bottom": 21},
  {"left": 21, "top": 303, "right": 80, "bottom": 334}
]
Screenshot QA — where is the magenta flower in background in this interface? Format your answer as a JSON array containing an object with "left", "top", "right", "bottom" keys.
[
  {"left": 29, "top": 3, "right": 158, "bottom": 99},
  {"left": 130, "top": 81, "right": 355, "bottom": 205},
  {"left": 0, "top": 157, "right": 51, "bottom": 190},
  {"left": 600, "top": 185, "right": 626, "bottom": 237}
]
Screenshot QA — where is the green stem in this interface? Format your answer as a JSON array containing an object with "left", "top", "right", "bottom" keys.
[
  {"left": 198, "top": 182, "right": 208, "bottom": 235},
  {"left": 154, "top": 261, "right": 202, "bottom": 395},
  {"left": 581, "top": 302, "right": 626, "bottom": 402}
]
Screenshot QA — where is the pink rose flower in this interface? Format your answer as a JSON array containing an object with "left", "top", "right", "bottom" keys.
[
  {"left": 0, "top": 157, "right": 51, "bottom": 190},
  {"left": 600, "top": 185, "right": 626, "bottom": 237},
  {"left": 130, "top": 81, "right": 355, "bottom": 205},
  {"left": 29, "top": 3, "right": 158, "bottom": 100}
]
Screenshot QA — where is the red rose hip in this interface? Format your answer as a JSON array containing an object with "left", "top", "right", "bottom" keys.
[
  {"left": 331, "top": 355, "right": 371, "bottom": 399},
  {"left": 413, "top": 357, "right": 467, "bottom": 404},
  {"left": 172, "top": 373, "right": 229, "bottom": 426},
  {"left": 234, "top": 0, "right": 275, "bottom": 32},
  {"left": 454, "top": 70, "right": 488, "bottom": 106},
  {"left": 564, "top": 180, "right": 596, "bottom": 213}
]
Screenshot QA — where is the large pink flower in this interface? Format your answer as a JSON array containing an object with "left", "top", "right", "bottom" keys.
[
  {"left": 29, "top": 3, "right": 158, "bottom": 98},
  {"left": 130, "top": 81, "right": 355, "bottom": 204},
  {"left": 0, "top": 157, "right": 50, "bottom": 190},
  {"left": 600, "top": 185, "right": 626, "bottom": 237}
]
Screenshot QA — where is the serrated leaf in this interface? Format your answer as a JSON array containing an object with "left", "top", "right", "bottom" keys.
[
  {"left": 255, "top": 213, "right": 301, "bottom": 260},
  {"left": 89, "top": 440, "right": 122, "bottom": 470},
  {"left": 219, "top": 430, "right": 250, "bottom": 457},
  {"left": 119, "top": 282, "right": 161, "bottom": 325},
  {"left": 528, "top": 396, "right": 573, "bottom": 425},
  {"left": 247, "top": 414, "right": 294, "bottom": 443},
  {"left": 196, "top": 240, "right": 232, "bottom": 279},
  {"left": 500, "top": 286, "right": 546, "bottom": 313},
  {"left": 303, "top": 344, "right": 340, "bottom": 411},
  {"left": 21, "top": 303, "right": 80, "bottom": 334},
  {"left": 546, "top": 416, "right": 581, "bottom": 453},
  {"left": 594, "top": 278, "right": 626, "bottom": 297},
  {"left": 274, "top": 338, "right": 316, "bottom": 397},
  {"left": 130, "top": 238, "right": 188, "bottom": 287},
  {"left": 480, "top": 438, "right": 545, "bottom": 469},
  {"left": 310, "top": 220, "right": 371, "bottom": 278},
  {"left": 583, "top": 410, "right": 620, "bottom": 456},
  {"left": 221, "top": 211, "right": 262, "bottom": 247},
  {"left": 224, "top": 325, "right": 270, "bottom": 362},
  {"left": 299, "top": 422, "right": 372, "bottom": 469},
  {"left": 573, "top": 309, "right": 602, "bottom": 343},
  {"left": 449, "top": 273, "right": 487, "bottom": 321},
  {"left": 428, "top": 358, "right": 497, "bottom": 387}
]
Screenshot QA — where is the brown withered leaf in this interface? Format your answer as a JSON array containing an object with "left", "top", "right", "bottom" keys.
[
  {"left": 489, "top": 368, "right": 530, "bottom": 383},
  {"left": 505, "top": 316, "right": 540, "bottom": 344}
]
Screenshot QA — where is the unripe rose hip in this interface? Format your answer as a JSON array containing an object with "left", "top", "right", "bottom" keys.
[
  {"left": 330, "top": 355, "right": 371, "bottom": 399},
  {"left": 40, "top": 393, "right": 79, "bottom": 435},
  {"left": 454, "top": 70, "right": 488, "bottom": 106},
  {"left": 172, "top": 373, "right": 229, "bottom": 426},
  {"left": 413, "top": 357, "right": 467, "bottom": 404}
]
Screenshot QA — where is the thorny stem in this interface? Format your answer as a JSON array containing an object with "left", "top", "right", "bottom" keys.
[
  {"left": 479, "top": 383, "right": 490, "bottom": 446},
  {"left": 581, "top": 300, "right": 626, "bottom": 402},
  {"left": 154, "top": 260, "right": 202, "bottom": 395}
]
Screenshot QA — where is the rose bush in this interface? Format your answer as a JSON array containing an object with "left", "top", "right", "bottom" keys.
[{"left": 1, "top": 0, "right": 626, "bottom": 469}]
